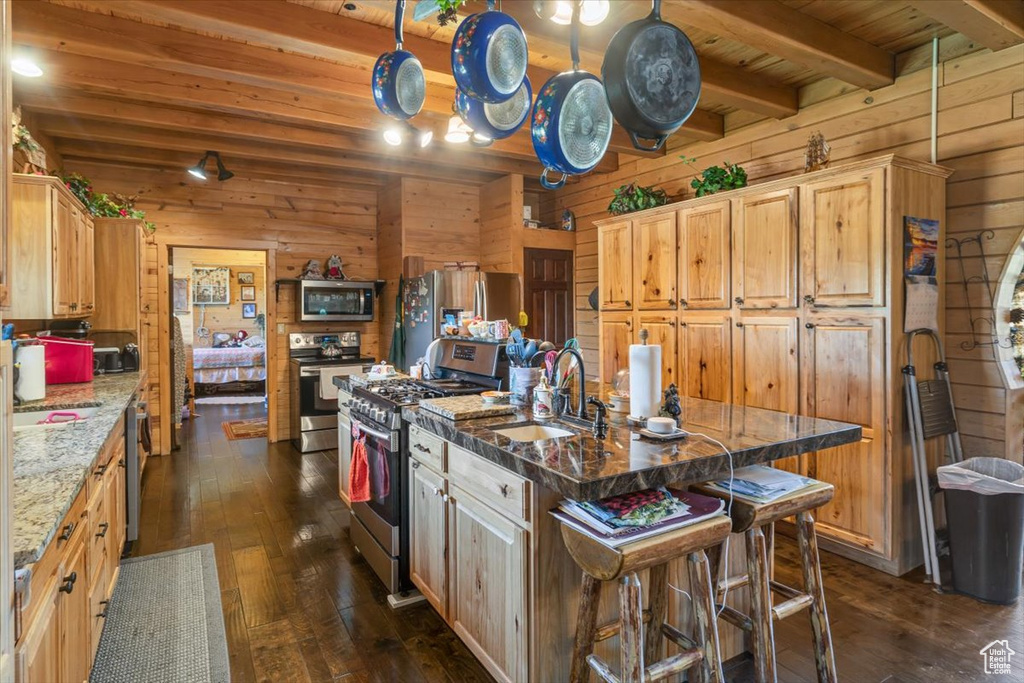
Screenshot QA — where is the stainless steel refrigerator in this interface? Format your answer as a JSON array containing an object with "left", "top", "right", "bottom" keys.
[{"left": 403, "top": 270, "right": 521, "bottom": 369}]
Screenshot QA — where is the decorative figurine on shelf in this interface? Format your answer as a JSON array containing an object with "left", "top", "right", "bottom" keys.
[
  {"left": 804, "top": 131, "right": 831, "bottom": 173},
  {"left": 300, "top": 259, "right": 324, "bottom": 280},
  {"left": 325, "top": 254, "right": 346, "bottom": 280},
  {"left": 660, "top": 383, "right": 682, "bottom": 425}
]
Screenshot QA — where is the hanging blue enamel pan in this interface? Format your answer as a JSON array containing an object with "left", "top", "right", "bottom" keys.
[
  {"left": 456, "top": 77, "right": 532, "bottom": 140},
  {"left": 451, "top": 0, "right": 529, "bottom": 104},
  {"left": 602, "top": 0, "right": 701, "bottom": 152},
  {"left": 531, "top": 4, "right": 613, "bottom": 190},
  {"left": 372, "top": 0, "right": 426, "bottom": 120}
]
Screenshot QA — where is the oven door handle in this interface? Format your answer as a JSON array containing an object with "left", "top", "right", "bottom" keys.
[{"left": 352, "top": 418, "right": 392, "bottom": 443}]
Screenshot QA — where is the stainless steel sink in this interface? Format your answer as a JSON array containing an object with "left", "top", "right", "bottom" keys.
[
  {"left": 13, "top": 407, "right": 100, "bottom": 432},
  {"left": 492, "top": 424, "right": 575, "bottom": 442}
]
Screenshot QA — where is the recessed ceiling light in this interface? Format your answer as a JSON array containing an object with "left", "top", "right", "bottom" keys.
[
  {"left": 383, "top": 126, "right": 404, "bottom": 146},
  {"left": 343, "top": 2, "right": 357, "bottom": 10},
  {"left": 11, "top": 56, "right": 43, "bottom": 78}
]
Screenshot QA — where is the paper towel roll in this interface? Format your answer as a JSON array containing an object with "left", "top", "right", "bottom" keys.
[
  {"left": 628, "top": 342, "right": 662, "bottom": 420},
  {"left": 16, "top": 345, "right": 46, "bottom": 402}
]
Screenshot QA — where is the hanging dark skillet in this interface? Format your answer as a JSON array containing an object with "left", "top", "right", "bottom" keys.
[{"left": 601, "top": 0, "right": 701, "bottom": 152}]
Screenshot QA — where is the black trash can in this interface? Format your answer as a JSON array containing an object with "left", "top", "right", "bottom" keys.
[{"left": 938, "top": 457, "right": 1024, "bottom": 605}]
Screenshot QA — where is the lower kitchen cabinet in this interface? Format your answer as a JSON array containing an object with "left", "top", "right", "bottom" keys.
[
  {"left": 447, "top": 483, "right": 528, "bottom": 683},
  {"left": 17, "top": 577, "right": 61, "bottom": 683},
  {"left": 338, "top": 388, "right": 352, "bottom": 506},
  {"left": 409, "top": 459, "right": 447, "bottom": 618},
  {"left": 60, "top": 537, "right": 91, "bottom": 683}
]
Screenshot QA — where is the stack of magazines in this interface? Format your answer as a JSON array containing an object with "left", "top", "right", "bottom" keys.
[
  {"left": 703, "top": 465, "right": 814, "bottom": 503},
  {"left": 551, "top": 487, "right": 726, "bottom": 548}
]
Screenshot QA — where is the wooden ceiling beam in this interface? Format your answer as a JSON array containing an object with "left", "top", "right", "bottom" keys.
[
  {"left": 38, "top": 0, "right": 723, "bottom": 150},
  {"left": 666, "top": 0, "right": 894, "bottom": 90},
  {"left": 908, "top": 0, "right": 1024, "bottom": 52}
]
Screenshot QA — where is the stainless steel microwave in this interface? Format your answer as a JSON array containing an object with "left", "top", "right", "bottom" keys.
[{"left": 298, "top": 280, "right": 374, "bottom": 322}]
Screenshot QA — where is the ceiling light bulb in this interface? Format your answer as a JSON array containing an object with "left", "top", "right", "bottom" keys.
[
  {"left": 444, "top": 115, "right": 469, "bottom": 143},
  {"left": 187, "top": 167, "right": 207, "bottom": 180},
  {"left": 548, "top": 0, "right": 608, "bottom": 26},
  {"left": 11, "top": 57, "right": 43, "bottom": 78},
  {"left": 418, "top": 128, "right": 433, "bottom": 148},
  {"left": 383, "top": 126, "right": 404, "bottom": 146},
  {"left": 470, "top": 132, "right": 493, "bottom": 148}
]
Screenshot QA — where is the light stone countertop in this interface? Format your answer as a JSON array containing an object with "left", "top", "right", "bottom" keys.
[{"left": 12, "top": 373, "right": 144, "bottom": 569}]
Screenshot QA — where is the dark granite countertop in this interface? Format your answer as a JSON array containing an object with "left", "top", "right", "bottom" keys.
[
  {"left": 12, "top": 373, "right": 144, "bottom": 568},
  {"left": 402, "top": 398, "right": 862, "bottom": 501}
]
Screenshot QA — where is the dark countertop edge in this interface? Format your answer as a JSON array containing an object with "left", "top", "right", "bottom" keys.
[{"left": 403, "top": 406, "right": 863, "bottom": 501}]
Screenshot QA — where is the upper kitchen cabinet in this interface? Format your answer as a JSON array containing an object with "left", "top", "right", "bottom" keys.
[
  {"left": 678, "top": 201, "right": 731, "bottom": 310},
  {"left": 801, "top": 168, "right": 885, "bottom": 308},
  {"left": 634, "top": 213, "right": 677, "bottom": 310},
  {"left": 8, "top": 174, "right": 96, "bottom": 319},
  {"left": 597, "top": 220, "right": 633, "bottom": 310},
  {"left": 732, "top": 188, "right": 798, "bottom": 310}
]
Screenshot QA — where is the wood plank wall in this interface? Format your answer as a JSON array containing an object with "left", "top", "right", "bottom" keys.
[
  {"left": 479, "top": 174, "right": 524, "bottom": 274},
  {"left": 377, "top": 178, "right": 480, "bottom": 359},
  {"left": 65, "top": 161, "right": 379, "bottom": 453},
  {"left": 555, "top": 45, "right": 1024, "bottom": 462}
]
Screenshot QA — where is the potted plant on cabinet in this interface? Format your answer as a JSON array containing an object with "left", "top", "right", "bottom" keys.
[
  {"left": 607, "top": 181, "right": 669, "bottom": 215},
  {"left": 682, "top": 157, "right": 748, "bottom": 197}
]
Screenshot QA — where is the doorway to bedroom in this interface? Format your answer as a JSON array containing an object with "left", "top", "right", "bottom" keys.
[{"left": 170, "top": 247, "right": 269, "bottom": 445}]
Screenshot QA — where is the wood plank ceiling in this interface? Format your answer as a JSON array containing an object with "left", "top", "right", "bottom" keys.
[{"left": 9, "top": 0, "right": 1015, "bottom": 188}]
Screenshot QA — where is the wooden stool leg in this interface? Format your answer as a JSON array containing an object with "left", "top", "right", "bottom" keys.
[
  {"left": 687, "top": 550, "right": 725, "bottom": 683},
  {"left": 645, "top": 562, "right": 669, "bottom": 663},
  {"left": 619, "top": 572, "right": 645, "bottom": 683},
  {"left": 706, "top": 542, "right": 724, "bottom": 601},
  {"left": 765, "top": 522, "right": 776, "bottom": 581},
  {"left": 745, "top": 526, "right": 778, "bottom": 683},
  {"left": 796, "top": 511, "right": 837, "bottom": 683},
  {"left": 570, "top": 572, "right": 602, "bottom": 683}
]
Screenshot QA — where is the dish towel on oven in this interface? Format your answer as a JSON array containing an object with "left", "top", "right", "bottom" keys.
[{"left": 349, "top": 437, "right": 371, "bottom": 503}]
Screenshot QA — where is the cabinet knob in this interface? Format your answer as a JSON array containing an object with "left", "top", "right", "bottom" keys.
[
  {"left": 734, "top": 297, "right": 744, "bottom": 305},
  {"left": 58, "top": 522, "right": 75, "bottom": 542},
  {"left": 624, "top": 300, "right": 631, "bottom": 307},
  {"left": 680, "top": 322, "right": 687, "bottom": 328},
  {"left": 803, "top": 295, "right": 815, "bottom": 305},
  {"left": 95, "top": 463, "right": 108, "bottom": 477},
  {"left": 411, "top": 460, "right": 420, "bottom": 469},
  {"left": 414, "top": 443, "right": 431, "bottom": 454},
  {"left": 499, "top": 484, "right": 510, "bottom": 498},
  {"left": 96, "top": 522, "right": 110, "bottom": 538},
  {"left": 59, "top": 572, "right": 78, "bottom": 594},
  {"left": 679, "top": 299, "right": 688, "bottom": 308},
  {"left": 805, "top": 322, "right": 815, "bottom": 329},
  {"left": 442, "top": 494, "right": 450, "bottom": 503},
  {"left": 431, "top": 487, "right": 440, "bottom": 496},
  {"left": 736, "top": 322, "right": 744, "bottom": 328}
]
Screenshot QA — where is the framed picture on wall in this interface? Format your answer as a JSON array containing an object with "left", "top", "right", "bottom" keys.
[
  {"left": 238, "top": 272, "right": 255, "bottom": 284},
  {"left": 242, "top": 303, "right": 257, "bottom": 319},
  {"left": 173, "top": 278, "right": 190, "bottom": 313},
  {"left": 240, "top": 285, "right": 256, "bottom": 301},
  {"left": 192, "top": 266, "right": 230, "bottom": 304}
]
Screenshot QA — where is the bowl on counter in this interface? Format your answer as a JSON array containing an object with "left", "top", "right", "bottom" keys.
[
  {"left": 608, "top": 392, "right": 629, "bottom": 413},
  {"left": 481, "top": 390, "right": 511, "bottom": 405}
]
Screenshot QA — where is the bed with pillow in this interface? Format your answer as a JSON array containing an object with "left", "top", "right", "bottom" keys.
[{"left": 192, "top": 335, "right": 266, "bottom": 396}]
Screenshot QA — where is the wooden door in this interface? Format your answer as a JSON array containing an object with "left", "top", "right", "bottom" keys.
[
  {"left": 678, "top": 202, "right": 731, "bottom": 309},
  {"left": 598, "top": 313, "right": 633, "bottom": 385},
  {"left": 79, "top": 215, "right": 95, "bottom": 314},
  {"left": 59, "top": 537, "right": 91, "bottom": 683},
  {"left": 802, "top": 316, "right": 888, "bottom": 555},
  {"left": 801, "top": 169, "right": 885, "bottom": 308},
  {"left": 679, "top": 314, "right": 732, "bottom": 402},
  {"left": 523, "top": 248, "right": 574, "bottom": 345},
  {"left": 634, "top": 213, "right": 677, "bottom": 310},
  {"left": 15, "top": 579, "right": 60, "bottom": 683},
  {"left": 732, "top": 189, "right": 798, "bottom": 310},
  {"left": 51, "top": 191, "right": 74, "bottom": 316},
  {"left": 635, "top": 314, "right": 678, "bottom": 391},
  {"left": 598, "top": 221, "right": 633, "bottom": 310},
  {"left": 448, "top": 485, "right": 528, "bottom": 683},
  {"left": 409, "top": 461, "right": 448, "bottom": 619}
]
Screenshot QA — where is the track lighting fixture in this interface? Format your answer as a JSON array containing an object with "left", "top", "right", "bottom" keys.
[
  {"left": 383, "top": 121, "right": 433, "bottom": 148},
  {"left": 186, "top": 151, "right": 234, "bottom": 181}
]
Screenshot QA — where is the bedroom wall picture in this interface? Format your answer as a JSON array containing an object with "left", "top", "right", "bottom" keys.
[
  {"left": 242, "top": 303, "right": 257, "bottom": 319},
  {"left": 240, "top": 285, "right": 256, "bottom": 302},
  {"left": 238, "top": 271, "right": 255, "bottom": 284},
  {"left": 193, "top": 266, "right": 231, "bottom": 304},
  {"left": 173, "top": 278, "right": 190, "bottom": 313}
]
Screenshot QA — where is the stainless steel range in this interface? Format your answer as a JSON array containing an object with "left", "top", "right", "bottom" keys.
[
  {"left": 348, "top": 338, "right": 507, "bottom": 606},
  {"left": 288, "top": 331, "right": 374, "bottom": 452}
]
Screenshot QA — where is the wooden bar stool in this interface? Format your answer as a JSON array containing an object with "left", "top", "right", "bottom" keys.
[
  {"left": 695, "top": 481, "right": 838, "bottom": 683},
  {"left": 559, "top": 515, "right": 733, "bottom": 683}
]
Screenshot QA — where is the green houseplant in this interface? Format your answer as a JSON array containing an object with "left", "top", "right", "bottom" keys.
[
  {"left": 57, "top": 171, "right": 156, "bottom": 232},
  {"left": 608, "top": 182, "right": 669, "bottom": 215},
  {"left": 682, "top": 157, "right": 748, "bottom": 197}
]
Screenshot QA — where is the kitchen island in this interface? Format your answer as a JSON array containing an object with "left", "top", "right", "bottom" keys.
[{"left": 400, "top": 398, "right": 860, "bottom": 682}]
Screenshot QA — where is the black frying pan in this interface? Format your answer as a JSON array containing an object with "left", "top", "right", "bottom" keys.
[{"left": 601, "top": 0, "right": 701, "bottom": 152}]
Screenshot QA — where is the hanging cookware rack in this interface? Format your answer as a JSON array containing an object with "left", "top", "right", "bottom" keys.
[
  {"left": 946, "top": 230, "right": 1012, "bottom": 351},
  {"left": 372, "top": 0, "right": 427, "bottom": 120},
  {"left": 451, "top": 0, "right": 529, "bottom": 104}
]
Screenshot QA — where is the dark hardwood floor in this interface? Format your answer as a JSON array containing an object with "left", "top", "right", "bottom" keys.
[{"left": 134, "top": 403, "right": 1022, "bottom": 683}]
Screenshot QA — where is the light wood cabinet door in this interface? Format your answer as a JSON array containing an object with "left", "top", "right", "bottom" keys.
[
  {"left": 409, "top": 461, "right": 448, "bottom": 619},
  {"left": 448, "top": 485, "right": 528, "bottom": 683},
  {"left": 60, "top": 536, "right": 91, "bottom": 683},
  {"left": 802, "top": 316, "right": 888, "bottom": 556},
  {"left": 801, "top": 169, "right": 885, "bottom": 308},
  {"left": 15, "top": 578, "right": 60, "bottom": 683},
  {"left": 732, "top": 189, "right": 798, "bottom": 310},
  {"left": 598, "top": 221, "right": 633, "bottom": 310},
  {"left": 732, "top": 316, "right": 800, "bottom": 413},
  {"left": 678, "top": 202, "right": 731, "bottom": 310},
  {"left": 679, "top": 314, "right": 732, "bottom": 402},
  {"left": 78, "top": 215, "right": 95, "bottom": 315},
  {"left": 636, "top": 314, "right": 678, "bottom": 391},
  {"left": 598, "top": 313, "right": 633, "bottom": 385},
  {"left": 51, "top": 191, "right": 75, "bottom": 317},
  {"left": 634, "top": 213, "right": 677, "bottom": 310}
]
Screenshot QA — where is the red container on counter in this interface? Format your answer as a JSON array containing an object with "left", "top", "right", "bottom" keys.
[{"left": 40, "top": 336, "right": 94, "bottom": 384}]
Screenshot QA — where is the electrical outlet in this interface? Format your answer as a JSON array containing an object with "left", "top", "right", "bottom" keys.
[{"left": 277, "top": 323, "right": 286, "bottom": 334}]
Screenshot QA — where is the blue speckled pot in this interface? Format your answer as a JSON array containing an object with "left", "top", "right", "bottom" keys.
[
  {"left": 531, "top": 70, "right": 612, "bottom": 190},
  {"left": 372, "top": 49, "right": 424, "bottom": 120},
  {"left": 451, "top": 8, "right": 528, "bottom": 104},
  {"left": 456, "top": 78, "right": 532, "bottom": 140}
]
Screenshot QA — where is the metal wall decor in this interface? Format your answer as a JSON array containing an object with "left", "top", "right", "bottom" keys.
[{"left": 946, "top": 230, "right": 1012, "bottom": 351}]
